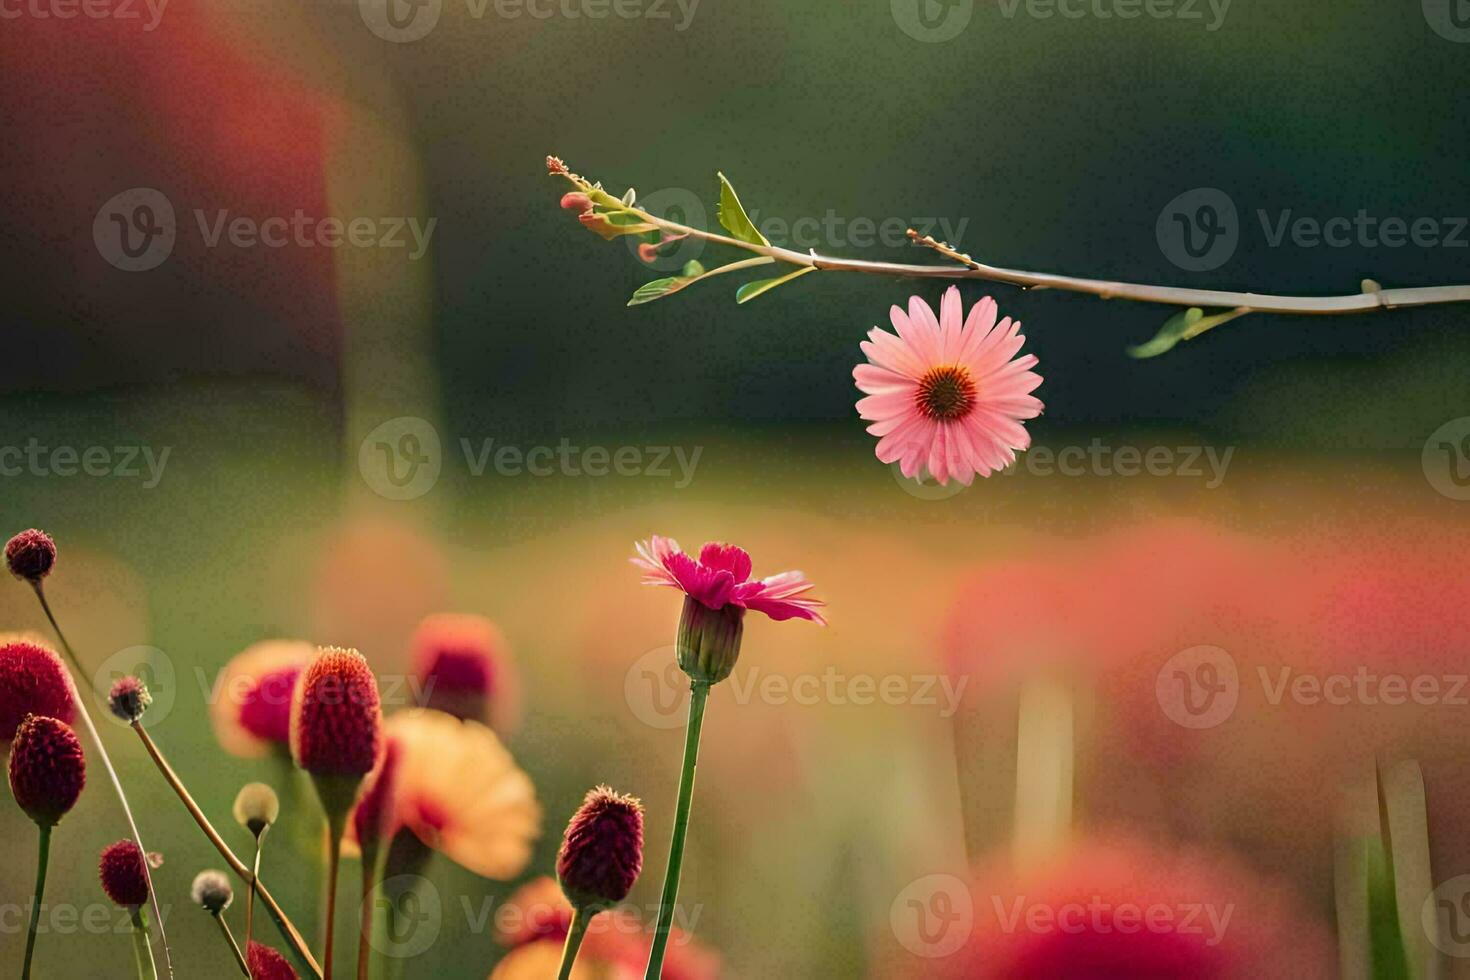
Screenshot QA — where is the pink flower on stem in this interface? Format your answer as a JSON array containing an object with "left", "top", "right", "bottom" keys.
[
  {"left": 632, "top": 537, "right": 826, "bottom": 625},
  {"left": 854, "top": 285, "right": 1043, "bottom": 485}
]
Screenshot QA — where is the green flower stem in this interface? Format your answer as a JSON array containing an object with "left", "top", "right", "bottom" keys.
[
  {"left": 356, "top": 843, "right": 382, "bottom": 980},
  {"left": 644, "top": 681, "right": 710, "bottom": 980},
  {"left": 247, "top": 830, "right": 266, "bottom": 950},
  {"left": 130, "top": 723, "right": 323, "bottom": 978},
  {"left": 214, "top": 913, "right": 250, "bottom": 977},
  {"left": 556, "top": 907, "right": 591, "bottom": 980},
  {"left": 21, "top": 823, "right": 51, "bottom": 979},
  {"left": 32, "top": 581, "right": 174, "bottom": 978},
  {"left": 130, "top": 907, "right": 159, "bottom": 980}
]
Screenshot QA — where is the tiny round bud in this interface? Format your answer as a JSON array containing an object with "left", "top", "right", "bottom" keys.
[
  {"left": 559, "top": 192, "right": 593, "bottom": 212},
  {"left": 8, "top": 714, "right": 86, "bottom": 826},
  {"left": 246, "top": 941, "right": 300, "bottom": 980},
  {"left": 0, "top": 641, "right": 75, "bottom": 741},
  {"left": 232, "top": 782, "right": 280, "bottom": 836},
  {"left": 190, "top": 869, "right": 234, "bottom": 915},
  {"left": 5, "top": 529, "right": 56, "bottom": 583},
  {"left": 107, "top": 675, "right": 152, "bottom": 724},
  {"left": 290, "top": 647, "right": 382, "bottom": 779},
  {"left": 556, "top": 785, "right": 644, "bottom": 912},
  {"left": 99, "top": 840, "right": 150, "bottom": 908}
]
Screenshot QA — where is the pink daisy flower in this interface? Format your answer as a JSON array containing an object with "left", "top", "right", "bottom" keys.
[
  {"left": 854, "top": 286, "right": 1043, "bottom": 485},
  {"left": 632, "top": 536, "right": 826, "bottom": 625}
]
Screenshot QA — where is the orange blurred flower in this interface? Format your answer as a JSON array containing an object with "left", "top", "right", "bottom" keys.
[{"left": 345, "top": 709, "right": 540, "bottom": 879}]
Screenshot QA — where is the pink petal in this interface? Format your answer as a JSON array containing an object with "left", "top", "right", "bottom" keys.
[
  {"left": 631, "top": 535, "right": 685, "bottom": 590},
  {"left": 856, "top": 389, "right": 918, "bottom": 421},
  {"left": 894, "top": 300, "right": 941, "bottom": 365},
  {"left": 860, "top": 328, "right": 927, "bottom": 379},
  {"left": 853, "top": 361, "right": 916, "bottom": 394},
  {"left": 938, "top": 286, "right": 963, "bottom": 363},
  {"left": 698, "top": 542, "right": 752, "bottom": 584}
]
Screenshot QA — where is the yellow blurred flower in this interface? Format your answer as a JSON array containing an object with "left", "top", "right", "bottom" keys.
[{"left": 346, "top": 709, "right": 540, "bottom": 879}]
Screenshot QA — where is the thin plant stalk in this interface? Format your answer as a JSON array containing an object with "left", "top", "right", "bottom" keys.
[
  {"left": 552, "top": 162, "right": 1470, "bottom": 316},
  {"left": 356, "top": 843, "right": 384, "bottom": 980},
  {"left": 645, "top": 681, "right": 710, "bottom": 980},
  {"left": 21, "top": 823, "right": 51, "bottom": 979},
  {"left": 247, "top": 826, "right": 269, "bottom": 950},
  {"left": 323, "top": 817, "right": 346, "bottom": 980},
  {"left": 130, "top": 907, "right": 159, "bottom": 980},
  {"left": 556, "top": 907, "right": 591, "bottom": 980},
  {"left": 30, "top": 581, "right": 174, "bottom": 978},
  {"left": 214, "top": 913, "right": 250, "bottom": 977},
  {"left": 128, "top": 721, "right": 324, "bottom": 978}
]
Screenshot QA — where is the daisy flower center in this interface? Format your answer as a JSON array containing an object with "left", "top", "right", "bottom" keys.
[{"left": 915, "top": 365, "right": 977, "bottom": 421}]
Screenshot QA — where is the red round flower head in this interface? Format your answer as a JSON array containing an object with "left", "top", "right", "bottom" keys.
[
  {"left": 5, "top": 528, "right": 56, "bottom": 583},
  {"left": 107, "top": 675, "right": 151, "bottom": 724},
  {"left": 246, "top": 941, "right": 300, "bottom": 980},
  {"left": 290, "top": 646, "right": 382, "bottom": 778},
  {"left": 99, "top": 839, "right": 150, "bottom": 908},
  {"left": 0, "top": 641, "right": 75, "bottom": 741},
  {"left": 410, "top": 613, "right": 515, "bottom": 728},
  {"left": 556, "top": 785, "right": 644, "bottom": 911},
  {"left": 8, "top": 714, "right": 86, "bottom": 826}
]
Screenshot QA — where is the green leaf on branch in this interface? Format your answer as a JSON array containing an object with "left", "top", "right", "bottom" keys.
[
  {"left": 625, "top": 260, "right": 725, "bottom": 307},
  {"left": 1126, "top": 307, "right": 1248, "bottom": 359},
  {"left": 735, "top": 266, "right": 816, "bottom": 305},
  {"left": 581, "top": 209, "right": 658, "bottom": 241},
  {"left": 717, "top": 172, "right": 770, "bottom": 247}
]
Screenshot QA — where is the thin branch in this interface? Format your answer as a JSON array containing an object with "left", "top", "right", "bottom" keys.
[{"left": 551, "top": 159, "right": 1470, "bottom": 317}]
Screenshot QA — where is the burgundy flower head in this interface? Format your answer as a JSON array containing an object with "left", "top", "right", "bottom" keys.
[
  {"left": 239, "top": 664, "right": 303, "bottom": 745},
  {"left": 290, "top": 646, "right": 382, "bottom": 778},
  {"left": 352, "top": 738, "right": 400, "bottom": 852},
  {"left": 107, "top": 675, "right": 151, "bottom": 724},
  {"left": 632, "top": 536, "right": 826, "bottom": 624},
  {"left": 0, "top": 641, "right": 75, "bottom": 741},
  {"left": 556, "top": 785, "right": 644, "bottom": 911},
  {"left": 8, "top": 714, "right": 86, "bottom": 826},
  {"left": 246, "top": 942, "right": 300, "bottom": 980},
  {"left": 5, "top": 528, "right": 56, "bottom": 583},
  {"left": 99, "top": 839, "right": 150, "bottom": 907},
  {"left": 410, "top": 614, "right": 512, "bottom": 726}
]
